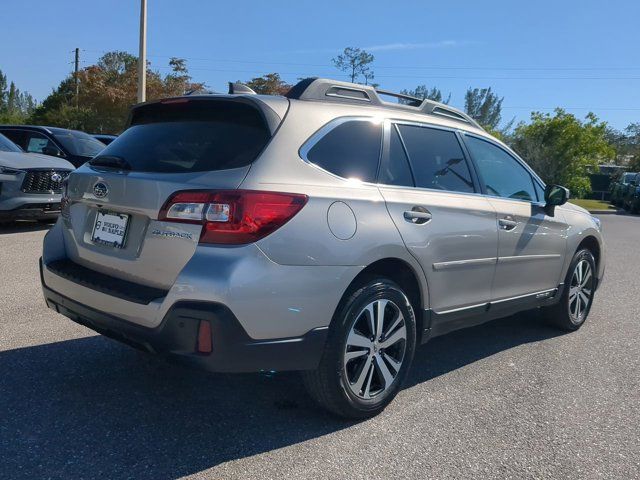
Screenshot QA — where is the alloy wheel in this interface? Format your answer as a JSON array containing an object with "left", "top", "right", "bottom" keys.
[
  {"left": 343, "top": 299, "right": 407, "bottom": 399},
  {"left": 568, "top": 259, "right": 593, "bottom": 323}
]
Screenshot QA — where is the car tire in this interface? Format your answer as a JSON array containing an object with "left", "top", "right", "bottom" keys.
[
  {"left": 302, "top": 277, "right": 417, "bottom": 419},
  {"left": 545, "top": 249, "right": 597, "bottom": 331}
]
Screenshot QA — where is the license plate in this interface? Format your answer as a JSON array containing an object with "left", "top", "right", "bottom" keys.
[{"left": 92, "top": 211, "right": 130, "bottom": 249}]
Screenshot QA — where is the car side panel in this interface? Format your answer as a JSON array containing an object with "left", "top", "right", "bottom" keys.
[
  {"left": 488, "top": 198, "right": 569, "bottom": 300},
  {"left": 557, "top": 205, "right": 605, "bottom": 286},
  {"left": 380, "top": 186, "right": 498, "bottom": 313}
]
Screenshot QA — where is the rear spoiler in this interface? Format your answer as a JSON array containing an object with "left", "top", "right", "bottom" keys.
[{"left": 125, "top": 94, "right": 288, "bottom": 134}]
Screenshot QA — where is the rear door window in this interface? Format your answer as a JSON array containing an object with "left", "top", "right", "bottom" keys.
[
  {"left": 396, "top": 125, "right": 475, "bottom": 193},
  {"left": 25, "top": 132, "right": 62, "bottom": 156},
  {"left": 92, "top": 100, "right": 272, "bottom": 173},
  {"left": 305, "top": 120, "right": 382, "bottom": 183}
]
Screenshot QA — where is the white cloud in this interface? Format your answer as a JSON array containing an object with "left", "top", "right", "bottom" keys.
[
  {"left": 284, "top": 40, "right": 475, "bottom": 55},
  {"left": 363, "top": 40, "right": 471, "bottom": 52}
]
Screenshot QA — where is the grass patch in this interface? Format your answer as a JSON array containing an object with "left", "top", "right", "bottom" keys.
[{"left": 569, "top": 199, "right": 616, "bottom": 212}]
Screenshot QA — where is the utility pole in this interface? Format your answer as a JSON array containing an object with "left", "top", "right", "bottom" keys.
[
  {"left": 137, "top": 0, "right": 147, "bottom": 103},
  {"left": 74, "top": 47, "right": 80, "bottom": 109}
]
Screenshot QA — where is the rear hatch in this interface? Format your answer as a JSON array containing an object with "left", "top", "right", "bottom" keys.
[{"left": 60, "top": 96, "right": 285, "bottom": 290}]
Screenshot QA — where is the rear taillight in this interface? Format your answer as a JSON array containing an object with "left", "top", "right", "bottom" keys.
[{"left": 158, "top": 190, "right": 308, "bottom": 245}]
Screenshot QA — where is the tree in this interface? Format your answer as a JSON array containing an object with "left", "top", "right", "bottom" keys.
[
  {"left": 244, "top": 73, "right": 292, "bottom": 95},
  {"left": 0, "top": 69, "right": 36, "bottom": 123},
  {"left": 400, "top": 85, "right": 451, "bottom": 104},
  {"left": 332, "top": 47, "right": 375, "bottom": 84},
  {"left": 620, "top": 123, "right": 640, "bottom": 171},
  {"left": 29, "top": 51, "right": 204, "bottom": 133},
  {"left": 511, "top": 109, "right": 615, "bottom": 198},
  {"left": 464, "top": 87, "right": 503, "bottom": 130}
]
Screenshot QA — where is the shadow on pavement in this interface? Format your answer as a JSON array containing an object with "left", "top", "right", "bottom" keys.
[
  {"left": 0, "top": 313, "right": 563, "bottom": 479},
  {"left": 0, "top": 220, "right": 53, "bottom": 234}
]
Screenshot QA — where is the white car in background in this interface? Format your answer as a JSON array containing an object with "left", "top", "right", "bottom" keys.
[{"left": 0, "top": 133, "right": 74, "bottom": 222}]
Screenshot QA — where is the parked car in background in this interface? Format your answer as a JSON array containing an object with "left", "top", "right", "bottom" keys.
[
  {"left": 610, "top": 171, "right": 637, "bottom": 207},
  {"left": 40, "top": 78, "right": 605, "bottom": 418},
  {"left": 92, "top": 134, "right": 118, "bottom": 145},
  {"left": 0, "top": 126, "right": 105, "bottom": 168},
  {"left": 0, "top": 133, "right": 74, "bottom": 222},
  {"left": 622, "top": 172, "right": 640, "bottom": 213}
]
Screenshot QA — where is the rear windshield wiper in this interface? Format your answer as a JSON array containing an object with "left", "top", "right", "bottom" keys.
[{"left": 89, "top": 155, "right": 132, "bottom": 171}]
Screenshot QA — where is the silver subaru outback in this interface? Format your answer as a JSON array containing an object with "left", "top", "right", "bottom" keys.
[{"left": 41, "top": 78, "right": 605, "bottom": 418}]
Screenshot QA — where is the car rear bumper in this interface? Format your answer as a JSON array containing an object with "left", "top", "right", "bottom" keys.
[{"left": 41, "top": 258, "right": 328, "bottom": 373}]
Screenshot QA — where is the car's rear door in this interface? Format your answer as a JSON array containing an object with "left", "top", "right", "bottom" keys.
[
  {"left": 379, "top": 121, "right": 498, "bottom": 323},
  {"left": 462, "top": 134, "right": 568, "bottom": 301}
]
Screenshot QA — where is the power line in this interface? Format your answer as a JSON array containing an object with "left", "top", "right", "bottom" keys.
[
  {"left": 150, "top": 65, "right": 640, "bottom": 80},
  {"left": 79, "top": 49, "right": 640, "bottom": 72}
]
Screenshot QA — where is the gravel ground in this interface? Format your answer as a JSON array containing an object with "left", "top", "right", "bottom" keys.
[{"left": 0, "top": 215, "right": 638, "bottom": 480}]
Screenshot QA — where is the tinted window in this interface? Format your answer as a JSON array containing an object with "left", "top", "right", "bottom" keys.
[
  {"left": 25, "top": 132, "right": 61, "bottom": 155},
  {"left": 397, "top": 125, "right": 474, "bottom": 193},
  {"left": 0, "top": 130, "right": 27, "bottom": 150},
  {"left": 92, "top": 101, "right": 271, "bottom": 173},
  {"left": 0, "top": 133, "right": 22, "bottom": 152},
  {"left": 52, "top": 129, "right": 105, "bottom": 157},
  {"left": 307, "top": 120, "right": 381, "bottom": 183},
  {"left": 379, "top": 125, "right": 414, "bottom": 187},
  {"left": 465, "top": 136, "right": 536, "bottom": 202}
]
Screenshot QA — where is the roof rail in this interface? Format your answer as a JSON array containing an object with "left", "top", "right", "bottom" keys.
[{"left": 286, "top": 78, "right": 482, "bottom": 130}]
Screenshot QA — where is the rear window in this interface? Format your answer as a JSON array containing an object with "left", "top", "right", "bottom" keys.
[{"left": 92, "top": 100, "right": 271, "bottom": 173}]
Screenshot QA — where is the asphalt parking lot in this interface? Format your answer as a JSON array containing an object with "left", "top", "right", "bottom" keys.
[{"left": 1, "top": 215, "right": 639, "bottom": 480}]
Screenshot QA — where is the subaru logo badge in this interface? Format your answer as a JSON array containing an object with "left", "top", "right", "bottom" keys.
[
  {"left": 93, "top": 182, "right": 109, "bottom": 198},
  {"left": 51, "top": 172, "right": 63, "bottom": 183}
]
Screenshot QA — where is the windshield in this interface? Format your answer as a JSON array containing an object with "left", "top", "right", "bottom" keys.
[
  {"left": 623, "top": 173, "right": 637, "bottom": 183},
  {"left": 0, "top": 133, "right": 22, "bottom": 153},
  {"left": 91, "top": 100, "right": 271, "bottom": 173},
  {"left": 52, "top": 129, "right": 105, "bottom": 157}
]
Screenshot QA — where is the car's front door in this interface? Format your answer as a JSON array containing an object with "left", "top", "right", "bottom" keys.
[
  {"left": 462, "top": 134, "right": 569, "bottom": 301},
  {"left": 378, "top": 121, "right": 498, "bottom": 320}
]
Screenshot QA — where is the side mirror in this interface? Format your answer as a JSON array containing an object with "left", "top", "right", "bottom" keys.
[
  {"left": 544, "top": 184, "right": 569, "bottom": 214},
  {"left": 42, "top": 145, "right": 62, "bottom": 157}
]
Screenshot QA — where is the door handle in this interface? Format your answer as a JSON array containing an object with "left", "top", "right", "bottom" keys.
[
  {"left": 404, "top": 207, "right": 432, "bottom": 225},
  {"left": 499, "top": 217, "right": 518, "bottom": 230}
]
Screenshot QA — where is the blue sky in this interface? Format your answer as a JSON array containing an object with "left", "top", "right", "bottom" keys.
[{"left": 1, "top": 0, "right": 639, "bottom": 129}]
